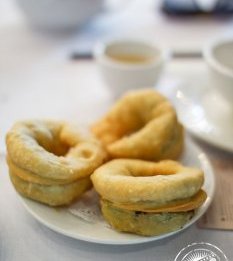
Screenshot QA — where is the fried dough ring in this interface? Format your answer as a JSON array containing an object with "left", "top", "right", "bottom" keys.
[
  {"left": 6, "top": 120, "right": 107, "bottom": 182},
  {"left": 91, "top": 159, "right": 204, "bottom": 205},
  {"left": 6, "top": 120, "right": 107, "bottom": 206},
  {"left": 107, "top": 189, "right": 207, "bottom": 213},
  {"left": 9, "top": 169, "right": 92, "bottom": 206},
  {"left": 7, "top": 157, "right": 71, "bottom": 185},
  {"left": 100, "top": 199, "right": 194, "bottom": 236},
  {"left": 91, "top": 89, "right": 184, "bottom": 161}
]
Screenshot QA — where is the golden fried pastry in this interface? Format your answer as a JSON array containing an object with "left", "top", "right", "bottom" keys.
[
  {"left": 9, "top": 170, "right": 92, "bottom": 206},
  {"left": 101, "top": 200, "right": 194, "bottom": 237},
  {"left": 91, "top": 159, "right": 206, "bottom": 236},
  {"left": 91, "top": 89, "right": 183, "bottom": 161},
  {"left": 6, "top": 120, "right": 107, "bottom": 206}
]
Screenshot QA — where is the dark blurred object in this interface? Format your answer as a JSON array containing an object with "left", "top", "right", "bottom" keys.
[
  {"left": 162, "top": 0, "right": 233, "bottom": 15},
  {"left": 70, "top": 49, "right": 203, "bottom": 60}
]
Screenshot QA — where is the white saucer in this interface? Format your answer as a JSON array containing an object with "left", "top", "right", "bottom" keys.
[
  {"left": 19, "top": 138, "right": 215, "bottom": 245},
  {"left": 174, "top": 83, "right": 233, "bottom": 153}
]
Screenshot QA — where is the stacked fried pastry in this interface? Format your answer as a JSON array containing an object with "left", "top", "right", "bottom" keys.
[
  {"left": 91, "top": 159, "right": 206, "bottom": 236},
  {"left": 5, "top": 89, "right": 207, "bottom": 237},
  {"left": 6, "top": 120, "right": 106, "bottom": 206}
]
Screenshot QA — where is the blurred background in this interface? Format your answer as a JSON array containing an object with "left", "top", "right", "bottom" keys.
[
  {"left": 1, "top": 0, "right": 233, "bottom": 53},
  {"left": 0, "top": 0, "right": 233, "bottom": 150}
]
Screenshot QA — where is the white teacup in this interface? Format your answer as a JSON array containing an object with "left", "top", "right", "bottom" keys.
[
  {"left": 203, "top": 37, "right": 233, "bottom": 108},
  {"left": 94, "top": 39, "right": 169, "bottom": 98}
]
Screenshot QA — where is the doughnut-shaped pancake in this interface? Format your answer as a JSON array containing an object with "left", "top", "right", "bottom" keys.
[
  {"left": 6, "top": 120, "right": 107, "bottom": 206},
  {"left": 107, "top": 189, "right": 207, "bottom": 213},
  {"left": 7, "top": 157, "right": 70, "bottom": 185},
  {"left": 9, "top": 170, "right": 91, "bottom": 206},
  {"left": 91, "top": 89, "right": 183, "bottom": 161},
  {"left": 6, "top": 120, "right": 107, "bottom": 182},
  {"left": 91, "top": 159, "right": 206, "bottom": 236},
  {"left": 91, "top": 159, "right": 204, "bottom": 204},
  {"left": 101, "top": 199, "right": 194, "bottom": 236}
]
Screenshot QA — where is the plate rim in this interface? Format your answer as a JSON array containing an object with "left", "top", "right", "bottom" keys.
[{"left": 19, "top": 138, "right": 215, "bottom": 245}]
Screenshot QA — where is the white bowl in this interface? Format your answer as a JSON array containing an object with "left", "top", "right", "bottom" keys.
[
  {"left": 94, "top": 39, "right": 170, "bottom": 98},
  {"left": 203, "top": 37, "right": 233, "bottom": 107},
  {"left": 16, "top": 0, "right": 103, "bottom": 31}
]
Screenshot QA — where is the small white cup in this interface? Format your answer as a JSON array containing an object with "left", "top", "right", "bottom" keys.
[
  {"left": 94, "top": 39, "right": 169, "bottom": 98},
  {"left": 203, "top": 37, "right": 233, "bottom": 108}
]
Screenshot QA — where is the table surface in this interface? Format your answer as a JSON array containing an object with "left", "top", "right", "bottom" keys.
[{"left": 0, "top": 1, "right": 233, "bottom": 260}]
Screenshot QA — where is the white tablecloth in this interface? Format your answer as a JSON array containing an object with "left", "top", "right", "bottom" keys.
[
  {"left": 1, "top": 57, "right": 233, "bottom": 259},
  {"left": 1, "top": 153, "right": 233, "bottom": 260}
]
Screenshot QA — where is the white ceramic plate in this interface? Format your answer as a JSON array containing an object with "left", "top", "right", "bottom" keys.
[
  {"left": 19, "top": 138, "right": 215, "bottom": 245},
  {"left": 174, "top": 83, "right": 233, "bottom": 153}
]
